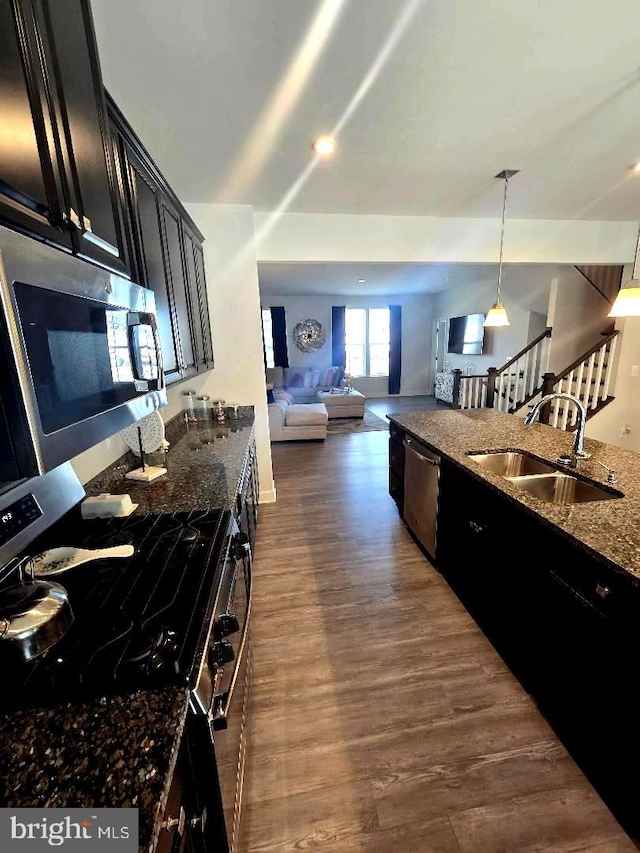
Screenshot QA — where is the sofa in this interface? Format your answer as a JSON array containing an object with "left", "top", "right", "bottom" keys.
[
  {"left": 266, "top": 365, "right": 344, "bottom": 401},
  {"left": 268, "top": 398, "right": 328, "bottom": 441}
]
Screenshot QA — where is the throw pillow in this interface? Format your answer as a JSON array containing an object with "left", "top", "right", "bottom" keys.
[
  {"left": 288, "top": 371, "right": 304, "bottom": 388},
  {"left": 318, "top": 367, "right": 332, "bottom": 386},
  {"left": 302, "top": 369, "right": 313, "bottom": 388},
  {"left": 266, "top": 366, "right": 284, "bottom": 388},
  {"left": 273, "top": 389, "right": 294, "bottom": 404},
  {"left": 332, "top": 366, "right": 344, "bottom": 387},
  {"left": 310, "top": 369, "right": 321, "bottom": 387}
]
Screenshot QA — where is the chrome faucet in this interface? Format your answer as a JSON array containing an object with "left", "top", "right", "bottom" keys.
[{"left": 524, "top": 393, "right": 591, "bottom": 468}]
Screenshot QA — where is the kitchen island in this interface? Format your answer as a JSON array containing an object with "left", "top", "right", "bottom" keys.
[
  {"left": 0, "top": 412, "right": 257, "bottom": 853},
  {"left": 389, "top": 408, "right": 640, "bottom": 839}
]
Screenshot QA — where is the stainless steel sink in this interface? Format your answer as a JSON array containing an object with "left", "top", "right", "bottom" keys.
[
  {"left": 505, "top": 473, "right": 622, "bottom": 504},
  {"left": 468, "top": 450, "right": 557, "bottom": 477}
]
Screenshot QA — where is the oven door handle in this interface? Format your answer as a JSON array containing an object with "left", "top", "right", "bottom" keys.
[
  {"left": 211, "top": 553, "right": 253, "bottom": 732},
  {"left": 127, "top": 311, "right": 164, "bottom": 391}
]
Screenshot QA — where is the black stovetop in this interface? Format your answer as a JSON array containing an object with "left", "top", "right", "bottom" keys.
[{"left": 1, "top": 507, "right": 229, "bottom": 710}]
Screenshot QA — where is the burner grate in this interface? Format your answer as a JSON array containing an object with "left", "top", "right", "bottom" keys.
[{"left": 4, "top": 508, "right": 228, "bottom": 708}]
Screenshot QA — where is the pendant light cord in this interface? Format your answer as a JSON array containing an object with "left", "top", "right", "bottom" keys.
[
  {"left": 633, "top": 219, "right": 640, "bottom": 281},
  {"left": 496, "top": 174, "right": 509, "bottom": 302}
]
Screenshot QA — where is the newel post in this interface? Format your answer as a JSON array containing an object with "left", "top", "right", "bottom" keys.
[
  {"left": 539, "top": 372, "right": 556, "bottom": 424},
  {"left": 486, "top": 367, "right": 498, "bottom": 409},
  {"left": 452, "top": 369, "right": 462, "bottom": 409}
]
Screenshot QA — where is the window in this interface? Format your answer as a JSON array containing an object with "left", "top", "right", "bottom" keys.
[
  {"left": 345, "top": 307, "right": 390, "bottom": 377},
  {"left": 261, "top": 308, "right": 275, "bottom": 369}
]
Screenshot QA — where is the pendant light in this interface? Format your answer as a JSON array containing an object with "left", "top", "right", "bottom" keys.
[
  {"left": 484, "top": 169, "right": 519, "bottom": 328},
  {"left": 609, "top": 221, "right": 640, "bottom": 317}
]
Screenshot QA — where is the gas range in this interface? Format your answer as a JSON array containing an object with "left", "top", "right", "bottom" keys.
[{"left": 2, "top": 505, "right": 232, "bottom": 711}]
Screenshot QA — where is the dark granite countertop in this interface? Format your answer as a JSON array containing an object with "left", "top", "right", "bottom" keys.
[
  {"left": 389, "top": 409, "right": 640, "bottom": 581},
  {"left": 84, "top": 414, "right": 255, "bottom": 514},
  {"left": 0, "top": 412, "right": 256, "bottom": 851},
  {"left": 0, "top": 689, "right": 189, "bottom": 853}
]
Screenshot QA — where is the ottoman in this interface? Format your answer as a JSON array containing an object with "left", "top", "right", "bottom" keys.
[
  {"left": 268, "top": 400, "right": 328, "bottom": 441},
  {"left": 315, "top": 390, "right": 366, "bottom": 419}
]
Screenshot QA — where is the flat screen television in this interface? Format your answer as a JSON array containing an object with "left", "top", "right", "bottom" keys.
[{"left": 447, "top": 313, "right": 485, "bottom": 355}]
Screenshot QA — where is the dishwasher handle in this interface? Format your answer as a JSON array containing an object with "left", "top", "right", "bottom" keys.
[{"left": 404, "top": 437, "right": 439, "bottom": 466}]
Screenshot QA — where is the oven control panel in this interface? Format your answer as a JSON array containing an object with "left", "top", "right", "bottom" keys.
[{"left": 0, "top": 494, "right": 42, "bottom": 548}]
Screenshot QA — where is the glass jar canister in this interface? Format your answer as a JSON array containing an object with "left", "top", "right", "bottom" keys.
[
  {"left": 196, "top": 395, "right": 211, "bottom": 420},
  {"left": 212, "top": 399, "right": 227, "bottom": 422},
  {"left": 182, "top": 390, "right": 197, "bottom": 423}
]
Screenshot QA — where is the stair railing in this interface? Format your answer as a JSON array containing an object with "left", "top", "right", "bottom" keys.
[
  {"left": 491, "top": 327, "right": 552, "bottom": 413},
  {"left": 538, "top": 330, "right": 619, "bottom": 428}
]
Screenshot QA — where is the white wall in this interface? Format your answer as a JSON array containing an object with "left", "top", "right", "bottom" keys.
[
  {"left": 254, "top": 212, "right": 638, "bottom": 265},
  {"left": 185, "top": 204, "right": 275, "bottom": 502},
  {"left": 431, "top": 274, "right": 549, "bottom": 375},
  {"left": 72, "top": 204, "right": 276, "bottom": 504},
  {"left": 546, "top": 269, "right": 612, "bottom": 375},
  {"left": 586, "top": 317, "right": 640, "bottom": 450},
  {"left": 261, "top": 292, "right": 433, "bottom": 397}
]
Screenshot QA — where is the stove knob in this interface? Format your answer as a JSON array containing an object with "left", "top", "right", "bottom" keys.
[
  {"left": 233, "top": 532, "right": 250, "bottom": 560},
  {"left": 209, "top": 640, "right": 234, "bottom": 669},
  {"left": 215, "top": 612, "right": 240, "bottom": 639}
]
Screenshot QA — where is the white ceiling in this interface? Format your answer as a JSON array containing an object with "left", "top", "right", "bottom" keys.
[
  {"left": 92, "top": 0, "right": 640, "bottom": 220},
  {"left": 259, "top": 261, "right": 498, "bottom": 295}
]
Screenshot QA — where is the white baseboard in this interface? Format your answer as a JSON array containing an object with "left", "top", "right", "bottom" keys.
[{"left": 259, "top": 481, "right": 277, "bottom": 504}]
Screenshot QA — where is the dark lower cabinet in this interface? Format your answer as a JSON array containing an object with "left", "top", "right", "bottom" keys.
[
  {"left": 0, "top": 0, "right": 128, "bottom": 274},
  {"left": 391, "top": 427, "right": 640, "bottom": 838}
]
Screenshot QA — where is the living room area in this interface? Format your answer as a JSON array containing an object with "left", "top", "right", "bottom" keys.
[
  {"left": 259, "top": 261, "right": 435, "bottom": 441},
  {"left": 258, "top": 258, "right": 616, "bottom": 443}
]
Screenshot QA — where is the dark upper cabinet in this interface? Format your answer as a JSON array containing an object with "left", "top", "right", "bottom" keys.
[
  {"left": 183, "top": 224, "right": 213, "bottom": 369},
  {"left": 0, "top": 0, "right": 128, "bottom": 275},
  {"left": 109, "top": 98, "right": 211, "bottom": 385},
  {"left": 122, "top": 143, "right": 181, "bottom": 382},
  {"left": 159, "top": 199, "right": 196, "bottom": 375},
  {"left": 34, "top": 0, "right": 128, "bottom": 274},
  {"left": 0, "top": 0, "right": 71, "bottom": 249}
]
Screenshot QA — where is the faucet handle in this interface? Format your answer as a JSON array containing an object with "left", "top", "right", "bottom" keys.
[{"left": 596, "top": 460, "right": 617, "bottom": 484}]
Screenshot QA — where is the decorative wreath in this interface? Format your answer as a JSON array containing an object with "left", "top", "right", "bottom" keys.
[{"left": 292, "top": 319, "right": 327, "bottom": 352}]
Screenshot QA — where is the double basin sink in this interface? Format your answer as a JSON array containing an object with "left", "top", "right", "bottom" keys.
[{"left": 468, "top": 450, "right": 623, "bottom": 504}]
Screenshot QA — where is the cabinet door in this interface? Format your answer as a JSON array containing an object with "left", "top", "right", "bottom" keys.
[
  {"left": 159, "top": 199, "right": 196, "bottom": 376},
  {"left": 193, "top": 242, "right": 213, "bottom": 367},
  {"left": 0, "top": 0, "right": 71, "bottom": 249},
  {"left": 36, "top": 0, "right": 129, "bottom": 275},
  {"left": 182, "top": 225, "right": 210, "bottom": 370},
  {"left": 125, "top": 150, "right": 181, "bottom": 382}
]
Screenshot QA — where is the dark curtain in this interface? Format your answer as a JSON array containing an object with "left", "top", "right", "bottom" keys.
[
  {"left": 332, "top": 306, "right": 346, "bottom": 367},
  {"left": 270, "top": 306, "right": 289, "bottom": 368},
  {"left": 389, "top": 305, "right": 402, "bottom": 394}
]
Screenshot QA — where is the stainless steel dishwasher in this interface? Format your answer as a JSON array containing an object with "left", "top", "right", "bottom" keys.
[{"left": 403, "top": 436, "right": 440, "bottom": 559}]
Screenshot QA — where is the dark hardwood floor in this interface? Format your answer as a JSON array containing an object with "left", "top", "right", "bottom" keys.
[{"left": 242, "top": 431, "right": 634, "bottom": 852}]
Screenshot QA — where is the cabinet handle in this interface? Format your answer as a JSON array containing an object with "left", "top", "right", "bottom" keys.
[
  {"left": 162, "top": 806, "right": 185, "bottom": 836},
  {"left": 82, "top": 214, "right": 92, "bottom": 233},
  {"left": 595, "top": 584, "right": 610, "bottom": 599},
  {"left": 469, "top": 520, "right": 485, "bottom": 534},
  {"left": 66, "top": 207, "right": 82, "bottom": 229}
]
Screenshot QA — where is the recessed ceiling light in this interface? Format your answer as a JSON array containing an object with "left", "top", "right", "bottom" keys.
[
  {"left": 312, "top": 136, "right": 336, "bottom": 157},
  {"left": 358, "top": 278, "right": 366, "bottom": 283},
  {"left": 633, "top": 162, "right": 640, "bottom": 173}
]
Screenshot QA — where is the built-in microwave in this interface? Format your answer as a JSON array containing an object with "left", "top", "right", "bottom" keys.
[{"left": 0, "top": 226, "right": 166, "bottom": 483}]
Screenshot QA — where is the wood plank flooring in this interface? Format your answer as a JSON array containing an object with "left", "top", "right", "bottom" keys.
[{"left": 241, "top": 431, "right": 635, "bottom": 853}]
